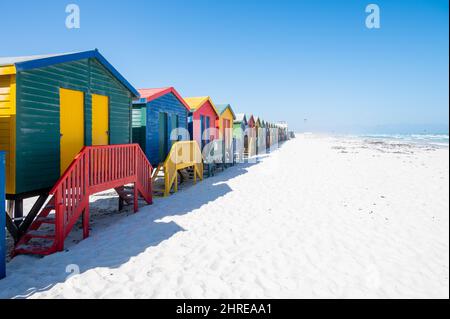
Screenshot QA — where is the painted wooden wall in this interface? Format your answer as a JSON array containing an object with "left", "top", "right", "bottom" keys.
[
  {"left": 132, "top": 104, "right": 146, "bottom": 153},
  {"left": 191, "top": 101, "right": 218, "bottom": 149},
  {"left": 219, "top": 108, "right": 234, "bottom": 148},
  {"left": 219, "top": 108, "right": 234, "bottom": 138},
  {"left": 247, "top": 116, "right": 255, "bottom": 128},
  {"left": 233, "top": 121, "right": 246, "bottom": 140},
  {"left": 143, "top": 92, "right": 188, "bottom": 165},
  {"left": 13, "top": 58, "right": 133, "bottom": 195}
]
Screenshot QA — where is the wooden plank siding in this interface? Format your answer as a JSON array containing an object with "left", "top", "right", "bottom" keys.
[
  {"left": 191, "top": 101, "right": 219, "bottom": 150},
  {"left": 14, "top": 58, "right": 133, "bottom": 195},
  {"left": 144, "top": 93, "right": 188, "bottom": 166},
  {"left": 132, "top": 103, "right": 146, "bottom": 153}
]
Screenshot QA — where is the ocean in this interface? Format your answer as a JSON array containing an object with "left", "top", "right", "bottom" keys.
[{"left": 358, "top": 134, "right": 449, "bottom": 148}]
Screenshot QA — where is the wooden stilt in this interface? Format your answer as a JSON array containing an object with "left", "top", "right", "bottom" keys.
[
  {"left": 5, "top": 214, "right": 19, "bottom": 244},
  {"left": 18, "top": 194, "right": 48, "bottom": 237},
  {"left": 174, "top": 173, "right": 178, "bottom": 193},
  {"left": 13, "top": 199, "right": 23, "bottom": 227},
  {"left": 6, "top": 200, "right": 13, "bottom": 219},
  {"left": 82, "top": 206, "right": 90, "bottom": 239},
  {"left": 118, "top": 197, "right": 124, "bottom": 211},
  {"left": 133, "top": 183, "right": 138, "bottom": 213}
]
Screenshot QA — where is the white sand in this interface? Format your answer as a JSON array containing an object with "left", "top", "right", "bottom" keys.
[{"left": 0, "top": 134, "right": 448, "bottom": 298}]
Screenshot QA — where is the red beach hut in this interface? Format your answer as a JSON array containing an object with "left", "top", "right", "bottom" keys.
[{"left": 185, "top": 96, "right": 220, "bottom": 150}]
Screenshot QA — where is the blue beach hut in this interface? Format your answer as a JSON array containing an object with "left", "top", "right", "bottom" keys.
[{"left": 132, "top": 87, "right": 190, "bottom": 166}]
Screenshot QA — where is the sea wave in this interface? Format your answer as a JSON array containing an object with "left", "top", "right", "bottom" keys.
[{"left": 359, "top": 134, "right": 449, "bottom": 147}]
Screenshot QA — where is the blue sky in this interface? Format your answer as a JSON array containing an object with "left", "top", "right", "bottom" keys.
[{"left": 0, "top": 0, "right": 448, "bottom": 133}]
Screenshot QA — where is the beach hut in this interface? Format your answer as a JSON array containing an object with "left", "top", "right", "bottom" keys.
[
  {"left": 233, "top": 113, "right": 247, "bottom": 133},
  {"left": 216, "top": 104, "right": 236, "bottom": 166},
  {"left": 276, "top": 121, "right": 289, "bottom": 142},
  {"left": 259, "top": 118, "right": 267, "bottom": 153},
  {"left": 1, "top": 151, "right": 5, "bottom": 279},
  {"left": 246, "top": 114, "right": 256, "bottom": 156},
  {"left": 260, "top": 119, "right": 266, "bottom": 150},
  {"left": 0, "top": 50, "right": 153, "bottom": 256},
  {"left": 265, "top": 122, "right": 270, "bottom": 147},
  {"left": 254, "top": 116, "right": 262, "bottom": 154},
  {"left": 185, "top": 97, "right": 220, "bottom": 176},
  {"left": 185, "top": 96, "right": 220, "bottom": 150},
  {"left": 262, "top": 120, "right": 271, "bottom": 150},
  {"left": 233, "top": 113, "right": 247, "bottom": 162},
  {"left": 132, "top": 87, "right": 189, "bottom": 166},
  {"left": 247, "top": 114, "right": 255, "bottom": 129},
  {"left": 271, "top": 122, "right": 279, "bottom": 146},
  {"left": 254, "top": 116, "right": 261, "bottom": 131},
  {"left": 0, "top": 50, "right": 139, "bottom": 200}
]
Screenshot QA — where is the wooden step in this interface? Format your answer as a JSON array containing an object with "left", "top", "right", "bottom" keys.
[
  {"left": 118, "top": 189, "right": 134, "bottom": 195},
  {"left": 14, "top": 241, "right": 56, "bottom": 255},
  {"left": 36, "top": 216, "right": 56, "bottom": 224},
  {"left": 25, "top": 230, "right": 55, "bottom": 239}
]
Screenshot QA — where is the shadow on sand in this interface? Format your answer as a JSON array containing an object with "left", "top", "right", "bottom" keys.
[{"left": 0, "top": 155, "right": 274, "bottom": 298}]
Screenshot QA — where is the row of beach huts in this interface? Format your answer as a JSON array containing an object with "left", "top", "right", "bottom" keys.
[{"left": 0, "top": 49, "right": 291, "bottom": 279}]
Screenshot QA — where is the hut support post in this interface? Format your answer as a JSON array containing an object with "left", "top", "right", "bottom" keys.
[
  {"left": 18, "top": 194, "right": 48, "bottom": 238},
  {"left": 118, "top": 197, "right": 124, "bottom": 211},
  {"left": 82, "top": 206, "right": 89, "bottom": 239},
  {"left": 8, "top": 199, "right": 24, "bottom": 227},
  {"left": 4, "top": 194, "right": 49, "bottom": 243},
  {"left": 5, "top": 215, "right": 18, "bottom": 243}
]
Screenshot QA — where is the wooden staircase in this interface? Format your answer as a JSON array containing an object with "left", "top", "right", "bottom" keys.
[
  {"left": 202, "top": 139, "right": 225, "bottom": 177},
  {"left": 115, "top": 186, "right": 137, "bottom": 210},
  {"left": 12, "top": 144, "right": 153, "bottom": 257},
  {"left": 151, "top": 141, "right": 203, "bottom": 197}
]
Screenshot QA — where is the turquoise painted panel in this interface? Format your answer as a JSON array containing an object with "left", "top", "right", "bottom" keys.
[{"left": 132, "top": 104, "right": 146, "bottom": 153}]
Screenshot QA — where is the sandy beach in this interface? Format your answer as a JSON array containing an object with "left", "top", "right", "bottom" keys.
[{"left": 0, "top": 134, "right": 448, "bottom": 299}]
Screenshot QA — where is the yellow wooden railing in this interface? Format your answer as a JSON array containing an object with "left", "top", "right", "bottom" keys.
[
  {"left": 247, "top": 137, "right": 257, "bottom": 157},
  {"left": 156, "top": 141, "right": 203, "bottom": 197}
]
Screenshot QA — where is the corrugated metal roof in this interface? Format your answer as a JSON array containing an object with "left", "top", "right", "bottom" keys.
[
  {"left": 136, "top": 87, "right": 190, "bottom": 110},
  {"left": 0, "top": 49, "right": 139, "bottom": 97}
]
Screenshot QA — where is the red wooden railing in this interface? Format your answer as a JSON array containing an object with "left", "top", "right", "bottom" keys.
[{"left": 14, "top": 144, "right": 153, "bottom": 255}]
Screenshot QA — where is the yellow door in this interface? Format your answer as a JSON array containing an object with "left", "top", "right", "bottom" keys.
[
  {"left": 60, "top": 88, "right": 84, "bottom": 174},
  {"left": 92, "top": 94, "right": 109, "bottom": 146}
]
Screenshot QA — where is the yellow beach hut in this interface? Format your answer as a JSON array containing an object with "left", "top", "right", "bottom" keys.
[{"left": 216, "top": 104, "right": 236, "bottom": 166}]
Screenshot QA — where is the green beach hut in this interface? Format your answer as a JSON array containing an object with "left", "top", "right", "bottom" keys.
[{"left": 0, "top": 50, "right": 139, "bottom": 217}]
